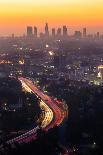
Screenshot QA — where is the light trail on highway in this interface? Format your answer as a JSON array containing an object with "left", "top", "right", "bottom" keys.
[{"left": 3, "top": 77, "right": 68, "bottom": 145}]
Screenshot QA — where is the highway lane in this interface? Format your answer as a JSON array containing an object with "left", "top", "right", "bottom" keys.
[
  {"left": 7, "top": 126, "right": 39, "bottom": 144},
  {"left": 4, "top": 77, "right": 68, "bottom": 144},
  {"left": 40, "top": 100, "right": 54, "bottom": 128},
  {"left": 21, "top": 79, "right": 54, "bottom": 129},
  {"left": 19, "top": 77, "right": 66, "bottom": 130}
]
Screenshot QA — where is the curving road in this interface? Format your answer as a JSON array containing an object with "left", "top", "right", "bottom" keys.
[{"left": 5, "top": 77, "right": 68, "bottom": 145}]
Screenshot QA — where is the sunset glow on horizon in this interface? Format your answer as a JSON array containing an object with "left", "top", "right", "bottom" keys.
[{"left": 0, "top": 0, "right": 103, "bottom": 35}]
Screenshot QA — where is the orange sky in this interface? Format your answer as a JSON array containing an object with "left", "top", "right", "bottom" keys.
[{"left": 0, "top": 0, "right": 103, "bottom": 35}]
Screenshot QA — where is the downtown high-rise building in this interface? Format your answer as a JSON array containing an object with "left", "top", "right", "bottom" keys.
[
  {"left": 52, "top": 28, "right": 56, "bottom": 37},
  {"left": 63, "top": 25, "right": 68, "bottom": 37},
  {"left": 45, "top": 23, "right": 49, "bottom": 37},
  {"left": 74, "top": 31, "right": 82, "bottom": 39},
  {"left": 27, "top": 26, "right": 33, "bottom": 37},
  {"left": 34, "top": 26, "right": 38, "bottom": 37},
  {"left": 83, "top": 28, "right": 87, "bottom": 38},
  {"left": 57, "top": 28, "right": 62, "bottom": 37},
  {"left": 97, "top": 32, "right": 100, "bottom": 38}
]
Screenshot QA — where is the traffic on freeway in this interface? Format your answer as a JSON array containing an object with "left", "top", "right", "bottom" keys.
[{"left": 4, "top": 77, "right": 68, "bottom": 145}]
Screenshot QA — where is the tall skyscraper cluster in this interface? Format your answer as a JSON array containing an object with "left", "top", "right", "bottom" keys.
[
  {"left": 74, "top": 28, "right": 87, "bottom": 39},
  {"left": 27, "top": 23, "right": 68, "bottom": 38},
  {"left": 26, "top": 24, "right": 101, "bottom": 39},
  {"left": 27, "top": 26, "right": 38, "bottom": 37}
]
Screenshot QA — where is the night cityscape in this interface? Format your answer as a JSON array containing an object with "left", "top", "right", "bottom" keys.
[{"left": 0, "top": 0, "right": 103, "bottom": 155}]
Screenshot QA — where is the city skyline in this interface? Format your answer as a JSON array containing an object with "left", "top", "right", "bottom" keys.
[
  {"left": 0, "top": 24, "right": 102, "bottom": 37},
  {"left": 0, "top": 0, "right": 103, "bottom": 35}
]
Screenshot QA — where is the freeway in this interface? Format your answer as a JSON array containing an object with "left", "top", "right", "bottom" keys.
[{"left": 5, "top": 77, "right": 68, "bottom": 145}]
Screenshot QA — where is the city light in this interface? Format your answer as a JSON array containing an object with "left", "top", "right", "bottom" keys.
[
  {"left": 0, "top": 0, "right": 102, "bottom": 154},
  {"left": 98, "top": 65, "right": 103, "bottom": 69},
  {"left": 19, "top": 60, "right": 24, "bottom": 65},
  {"left": 46, "top": 44, "right": 49, "bottom": 48},
  {"left": 49, "top": 51, "right": 54, "bottom": 56},
  {"left": 97, "top": 72, "right": 101, "bottom": 78}
]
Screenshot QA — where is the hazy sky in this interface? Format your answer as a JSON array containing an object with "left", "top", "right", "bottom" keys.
[{"left": 0, "top": 0, "right": 103, "bottom": 35}]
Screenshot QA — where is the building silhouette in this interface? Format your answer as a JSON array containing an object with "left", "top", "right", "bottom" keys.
[
  {"left": 63, "top": 26, "right": 68, "bottom": 37},
  {"left": 52, "top": 28, "right": 56, "bottom": 37},
  {"left": 74, "top": 31, "right": 82, "bottom": 39},
  {"left": 34, "top": 26, "right": 38, "bottom": 37},
  {"left": 97, "top": 32, "right": 100, "bottom": 39},
  {"left": 83, "top": 28, "right": 87, "bottom": 38},
  {"left": 57, "top": 28, "right": 62, "bottom": 38},
  {"left": 27, "top": 26, "right": 33, "bottom": 37},
  {"left": 45, "top": 23, "right": 49, "bottom": 37}
]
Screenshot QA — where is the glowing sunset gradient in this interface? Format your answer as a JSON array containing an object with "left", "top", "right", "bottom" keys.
[{"left": 0, "top": 0, "right": 103, "bottom": 35}]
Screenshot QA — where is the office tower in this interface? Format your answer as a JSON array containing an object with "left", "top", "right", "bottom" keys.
[
  {"left": 63, "top": 25, "right": 68, "bottom": 37},
  {"left": 34, "top": 26, "right": 38, "bottom": 37},
  {"left": 97, "top": 32, "right": 100, "bottom": 38},
  {"left": 12, "top": 33, "right": 15, "bottom": 39},
  {"left": 52, "top": 28, "right": 56, "bottom": 37},
  {"left": 27, "top": 26, "right": 33, "bottom": 37},
  {"left": 57, "top": 28, "right": 62, "bottom": 37},
  {"left": 45, "top": 23, "right": 49, "bottom": 37},
  {"left": 83, "top": 28, "right": 87, "bottom": 38},
  {"left": 74, "top": 31, "right": 82, "bottom": 39}
]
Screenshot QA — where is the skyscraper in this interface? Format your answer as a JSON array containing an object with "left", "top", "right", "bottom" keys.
[
  {"left": 52, "top": 28, "right": 56, "bottom": 37},
  {"left": 63, "top": 25, "right": 68, "bottom": 37},
  {"left": 27, "top": 26, "right": 33, "bottom": 37},
  {"left": 83, "top": 28, "right": 87, "bottom": 38},
  {"left": 34, "top": 26, "right": 38, "bottom": 37},
  {"left": 12, "top": 33, "right": 15, "bottom": 39},
  {"left": 97, "top": 32, "right": 100, "bottom": 38},
  {"left": 45, "top": 23, "right": 49, "bottom": 37},
  {"left": 57, "top": 28, "right": 62, "bottom": 37},
  {"left": 74, "top": 31, "right": 82, "bottom": 39}
]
